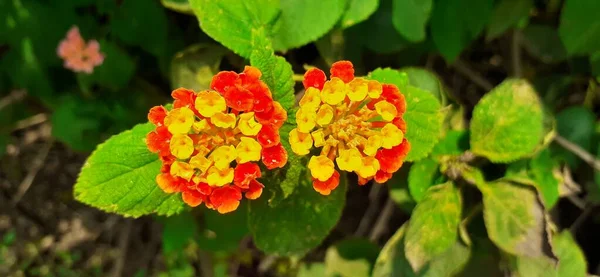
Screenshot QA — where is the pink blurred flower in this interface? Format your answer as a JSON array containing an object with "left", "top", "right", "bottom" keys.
[{"left": 57, "top": 26, "right": 104, "bottom": 74}]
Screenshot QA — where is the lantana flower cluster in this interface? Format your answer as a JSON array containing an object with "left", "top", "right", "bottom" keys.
[
  {"left": 57, "top": 26, "right": 104, "bottom": 74},
  {"left": 146, "top": 66, "right": 288, "bottom": 213},
  {"left": 291, "top": 61, "right": 410, "bottom": 195}
]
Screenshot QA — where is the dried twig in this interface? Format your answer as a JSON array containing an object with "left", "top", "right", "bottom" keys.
[
  {"left": 354, "top": 183, "right": 383, "bottom": 237},
  {"left": 0, "top": 89, "right": 26, "bottom": 111},
  {"left": 11, "top": 139, "right": 54, "bottom": 205},
  {"left": 451, "top": 59, "right": 494, "bottom": 91},
  {"left": 258, "top": 255, "right": 278, "bottom": 275},
  {"left": 511, "top": 30, "right": 523, "bottom": 78},
  {"left": 368, "top": 198, "right": 395, "bottom": 242},
  {"left": 14, "top": 113, "right": 48, "bottom": 131},
  {"left": 554, "top": 135, "right": 600, "bottom": 171},
  {"left": 110, "top": 220, "right": 132, "bottom": 277}
]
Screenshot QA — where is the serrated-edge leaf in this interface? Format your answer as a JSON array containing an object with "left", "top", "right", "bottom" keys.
[
  {"left": 408, "top": 158, "right": 440, "bottom": 202},
  {"left": 554, "top": 231, "right": 587, "bottom": 277},
  {"left": 470, "top": 79, "right": 543, "bottom": 163},
  {"left": 404, "top": 181, "right": 462, "bottom": 271},
  {"left": 250, "top": 40, "right": 295, "bottom": 111},
  {"left": 340, "top": 0, "right": 379, "bottom": 28},
  {"left": 74, "top": 123, "right": 185, "bottom": 218}
]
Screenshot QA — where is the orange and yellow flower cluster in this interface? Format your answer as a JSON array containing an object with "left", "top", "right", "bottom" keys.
[
  {"left": 291, "top": 61, "right": 410, "bottom": 195},
  {"left": 146, "top": 66, "right": 288, "bottom": 213}
]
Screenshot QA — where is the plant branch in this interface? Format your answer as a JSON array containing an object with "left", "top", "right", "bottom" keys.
[
  {"left": 368, "top": 197, "right": 396, "bottom": 242},
  {"left": 110, "top": 220, "right": 132, "bottom": 277},
  {"left": 512, "top": 30, "right": 523, "bottom": 78},
  {"left": 554, "top": 135, "right": 600, "bottom": 171},
  {"left": 0, "top": 89, "right": 26, "bottom": 111},
  {"left": 14, "top": 113, "right": 48, "bottom": 131},
  {"left": 11, "top": 139, "right": 54, "bottom": 205},
  {"left": 292, "top": 74, "right": 304, "bottom": 82},
  {"left": 451, "top": 59, "right": 494, "bottom": 91},
  {"left": 354, "top": 183, "right": 383, "bottom": 237}
]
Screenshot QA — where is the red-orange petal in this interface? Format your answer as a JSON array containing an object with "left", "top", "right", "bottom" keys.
[
  {"left": 210, "top": 186, "right": 242, "bottom": 214},
  {"left": 376, "top": 139, "right": 410, "bottom": 173},
  {"left": 233, "top": 162, "right": 261, "bottom": 189},
  {"left": 255, "top": 101, "right": 287, "bottom": 129},
  {"left": 313, "top": 171, "right": 340, "bottom": 195},
  {"left": 146, "top": 126, "right": 171, "bottom": 156},
  {"left": 330, "top": 61, "right": 354, "bottom": 83},
  {"left": 242, "top": 66, "right": 261, "bottom": 80},
  {"left": 246, "top": 179, "right": 264, "bottom": 200},
  {"left": 374, "top": 171, "right": 393, "bottom": 183},
  {"left": 182, "top": 190, "right": 204, "bottom": 207},
  {"left": 303, "top": 68, "right": 327, "bottom": 90},
  {"left": 358, "top": 176, "right": 371, "bottom": 186},
  {"left": 156, "top": 173, "right": 180, "bottom": 193},
  {"left": 211, "top": 71, "right": 239, "bottom": 93},
  {"left": 261, "top": 143, "right": 288, "bottom": 169},
  {"left": 223, "top": 86, "right": 254, "bottom": 111},
  {"left": 172, "top": 88, "right": 196, "bottom": 108},
  {"left": 381, "top": 84, "right": 406, "bottom": 115},
  {"left": 257, "top": 125, "right": 280, "bottom": 148},
  {"left": 392, "top": 117, "right": 407, "bottom": 134},
  {"left": 148, "top": 106, "right": 167, "bottom": 126}
]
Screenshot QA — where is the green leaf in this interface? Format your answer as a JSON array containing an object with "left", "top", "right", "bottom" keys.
[
  {"left": 431, "top": 130, "right": 469, "bottom": 158},
  {"left": 458, "top": 238, "right": 504, "bottom": 277},
  {"left": 78, "top": 40, "right": 136, "bottom": 91},
  {"left": 189, "top": 0, "right": 280, "bottom": 58},
  {"left": 477, "top": 181, "right": 551, "bottom": 257},
  {"left": 369, "top": 68, "right": 443, "bottom": 161},
  {"left": 197, "top": 202, "right": 249, "bottom": 252},
  {"left": 340, "top": 0, "right": 379, "bottom": 28},
  {"left": 324, "top": 238, "right": 380, "bottom": 277},
  {"left": 408, "top": 158, "right": 440, "bottom": 202},
  {"left": 392, "top": 0, "right": 433, "bottom": 42},
  {"left": 373, "top": 223, "right": 471, "bottom": 277},
  {"left": 470, "top": 79, "right": 544, "bottom": 163},
  {"left": 51, "top": 97, "right": 103, "bottom": 152},
  {"left": 430, "top": 0, "right": 493, "bottom": 61},
  {"left": 161, "top": 211, "right": 198, "bottom": 253},
  {"left": 161, "top": 0, "right": 193, "bottom": 14},
  {"left": 347, "top": 0, "right": 410, "bottom": 54},
  {"left": 558, "top": 0, "right": 600, "bottom": 55},
  {"left": 529, "top": 149, "right": 560, "bottom": 209},
  {"left": 170, "top": 44, "right": 228, "bottom": 91},
  {"left": 248, "top": 172, "right": 347, "bottom": 256},
  {"left": 521, "top": 25, "right": 568, "bottom": 63},
  {"left": 400, "top": 67, "right": 448, "bottom": 105},
  {"left": 298, "top": 263, "right": 327, "bottom": 277},
  {"left": 553, "top": 106, "right": 595, "bottom": 168},
  {"left": 515, "top": 255, "right": 558, "bottom": 277},
  {"left": 250, "top": 44, "right": 295, "bottom": 112},
  {"left": 110, "top": 0, "right": 168, "bottom": 57},
  {"left": 553, "top": 231, "right": 587, "bottom": 277},
  {"left": 74, "top": 123, "right": 185, "bottom": 217},
  {"left": 486, "top": 0, "right": 533, "bottom": 40},
  {"left": 272, "top": 0, "right": 345, "bottom": 51},
  {"left": 404, "top": 182, "right": 462, "bottom": 271}
]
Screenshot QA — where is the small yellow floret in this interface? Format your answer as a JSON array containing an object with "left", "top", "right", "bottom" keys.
[
  {"left": 316, "top": 104, "right": 334, "bottom": 126},
  {"left": 206, "top": 166, "right": 234, "bottom": 187},
  {"left": 189, "top": 154, "right": 212, "bottom": 172},
  {"left": 169, "top": 134, "right": 194, "bottom": 159},
  {"left": 347, "top": 78, "right": 368, "bottom": 102},
  {"left": 296, "top": 108, "right": 317, "bottom": 133},
  {"left": 363, "top": 135, "right": 383, "bottom": 156},
  {"left": 238, "top": 112, "right": 262, "bottom": 136},
  {"left": 236, "top": 137, "right": 262, "bottom": 163},
  {"left": 210, "top": 145, "right": 237, "bottom": 170},
  {"left": 195, "top": 90, "right": 226, "bottom": 117},
  {"left": 164, "top": 107, "right": 195, "bottom": 134},
  {"left": 368, "top": 80, "right": 383, "bottom": 99},
  {"left": 170, "top": 161, "right": 194, "bottom": 181},
  {"left": 211, "top": 112, "right": 236, "bottom": 128},
  {"left": 336, "top": 148, "right": 363, "bottom": 172},
  {"left": 321, "top": 77, "right": 347, "bottom": 105},
  {"left": 308, "top": 155, "right": 335, "bottom": 181},
  {"left": 299, "top": 87, "right": 322, "bottom": 111},
  {"left": 289, "top": 128, "right": 313, "bottom": 155},
  {"left": 381, "top": 123, "right": 404, "bottom": 149},
  {"left": 357, "top": 157, "right": 380, "bottom": 178},
  {"left": 375, "top": 101, "right": 398, "bottom": 122}
]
